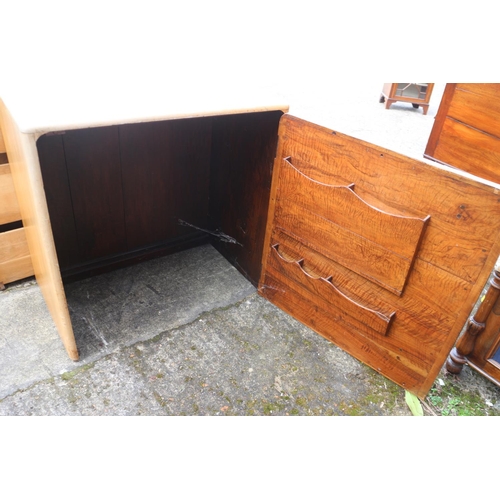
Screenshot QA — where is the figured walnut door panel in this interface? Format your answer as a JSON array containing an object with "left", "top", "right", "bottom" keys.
[
  {"left": 276, "top": 157, "right": 429, "bottom": 295},
  {"left": 259, "top": 114, "right": 500, "bottom": 398}
]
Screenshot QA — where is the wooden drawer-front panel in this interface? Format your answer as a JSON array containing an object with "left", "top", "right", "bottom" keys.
[
  {"left": 260, "top": 114, "right": 500, "bottom": 397},
  {"left": 0, "top": 228, "right": 34, "bottom": 284},
  {"left": 269, "top": 242, "right": 395, "bottom": 337},
  {"left": 0, "top": 163, "right": 22, "bottom": 225},
  {"left": 275, "top": 156, "right": 429, "bottom": 295},
  {"left": 448, "top": 84, "right": 500, "bottom": 139},
  {"left": 431, "top": 117, "right": 500, "bottom": 183},
  {"left": 425, "top": 83, "right": 500, "bottom": 184}
]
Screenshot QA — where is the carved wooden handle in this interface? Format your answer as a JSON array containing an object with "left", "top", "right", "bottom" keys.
[{"left": 272, "top": 243, "right": 395, "bottom": 336}]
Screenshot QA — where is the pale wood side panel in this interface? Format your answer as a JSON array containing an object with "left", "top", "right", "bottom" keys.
[
  {"left": 0, "top": 126, "right": 6, "bottom": 154},
  {"left": 0, "top": 99, "right": 78, "bottom": 360},
  {"left": 0, "top": 227, "right": 34, "bottom": 283},
  {"left": 0, "top": 163, "right": 22, "bottom": 224}
]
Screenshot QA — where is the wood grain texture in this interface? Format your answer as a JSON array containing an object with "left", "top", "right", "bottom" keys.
[
  {"left": 37, "top": 134, "right": 80, "bottom": 269},
  {"left": 0, "top": 227, "right": 33, "bottom": 284},
  {"left": 275, "top": 157, "right": 428, "bottom": 294},
  {"left": 0, "top": 163, "right": 22, "bottom": 224},
  {"left": 270, "top": 243, "right": 395, "bottom": 336},
  {"left": 0, "top": 99, "right": 78, "bottom": 360},
  {"left": 276, "top": 116, "right": 500, "bottom": 284},
  {"left": 449, "top": 84, "right": 500, "bottom": 138},
  {"left": 209, "top": 111, "right": 282, "bottom": 285},
  {"left": 260, "top": 114, "right": 500, "bottom": 397},
  {"left": 431, "top": 118, "right": 500, "bottom": 183},
  {"left": 425, "top": 83, "right": 500, "bottom": 184},
  {"left": 120, "top": 118, "right": 212, "bottom": 249},
  {"left": 63, "top": 126, "right": 127, "bottom": 262}
]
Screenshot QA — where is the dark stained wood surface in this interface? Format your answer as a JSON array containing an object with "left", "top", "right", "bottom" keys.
[
  {"left": 37, "top": 112, "right": 281, "bottom": 283},
  {"left": 63, "top": 126, "right": 127, "bottom": 262},
  {"left": 37, "top": 133, "right": 80, "bottom": 269},
  {"left": 209, "top": 111, "right": 282, "bottom": 285},
  {"left": 119, "top": 118, "right": 212, "bottom": 249},
  {"left": 260, "top": 114, "right": 500, "bottom": 398}
]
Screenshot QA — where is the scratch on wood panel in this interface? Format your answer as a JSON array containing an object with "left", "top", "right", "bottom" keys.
[{"left": 178, "top": 219, "right": 242, "bottom": 246}]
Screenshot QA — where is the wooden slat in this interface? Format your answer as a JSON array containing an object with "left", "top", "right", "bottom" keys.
[
  {"left": 0, "top": 163, "right": 22, "bottom": 224},
  {"left": 0, "top": 99, "right": 78, "bottom": 360},
  {"left": 0, "top": 227, "right": 34, "bottom": 284}
]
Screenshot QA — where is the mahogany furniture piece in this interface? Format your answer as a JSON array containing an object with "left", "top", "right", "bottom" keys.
[
  {"left": 2, "top": 96, "right": 500, "bottom": 398},
  {"left": 446, "top": 263, "right": 500, "bottom": 387},
  {"left": 424, "top": 83, "right": 500, "bottom": 184},
  {"left": 380, "top": 83, "right": 434, "bottom": 115}
]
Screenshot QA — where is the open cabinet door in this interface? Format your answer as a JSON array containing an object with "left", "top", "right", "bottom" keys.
[{"left": 259, "top": 115, "right": 500, "bottom": 398}]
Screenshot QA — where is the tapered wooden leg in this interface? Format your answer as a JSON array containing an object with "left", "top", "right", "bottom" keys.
[
  {"left": 446, "top": 264, "right": 500, "bottom": 373},
  {"left": 384, "top": 99, "right": 394, "bottom": 110}
]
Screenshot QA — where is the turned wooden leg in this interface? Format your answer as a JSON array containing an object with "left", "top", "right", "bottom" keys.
[{"left": 446, "top": 263, "right": 500, "bottom": 374}]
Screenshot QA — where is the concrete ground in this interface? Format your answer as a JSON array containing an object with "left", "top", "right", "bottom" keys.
[{"left": 2, "top": 82, "right": 500, "bottom": 416}]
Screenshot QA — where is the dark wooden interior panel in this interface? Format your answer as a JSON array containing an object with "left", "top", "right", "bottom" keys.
[
  {"left": 209, "top": 111, "right": 282, "bottom": 285},
  {"left": 37, "top": 111, "right": 281, "bottom": 284},
  {"left": 63, "top": 126, "right": 127, "bottom": 262},
  {"left": 119, "top": 118, "right": 212, "bottom": 249},
  {"left": 37, "top": 133, "right": 80, "bottom": 268}
]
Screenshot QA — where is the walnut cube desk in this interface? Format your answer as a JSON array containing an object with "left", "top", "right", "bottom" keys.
[{"left": 2, "top": 93, "right": 500, "bottom": 398}]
